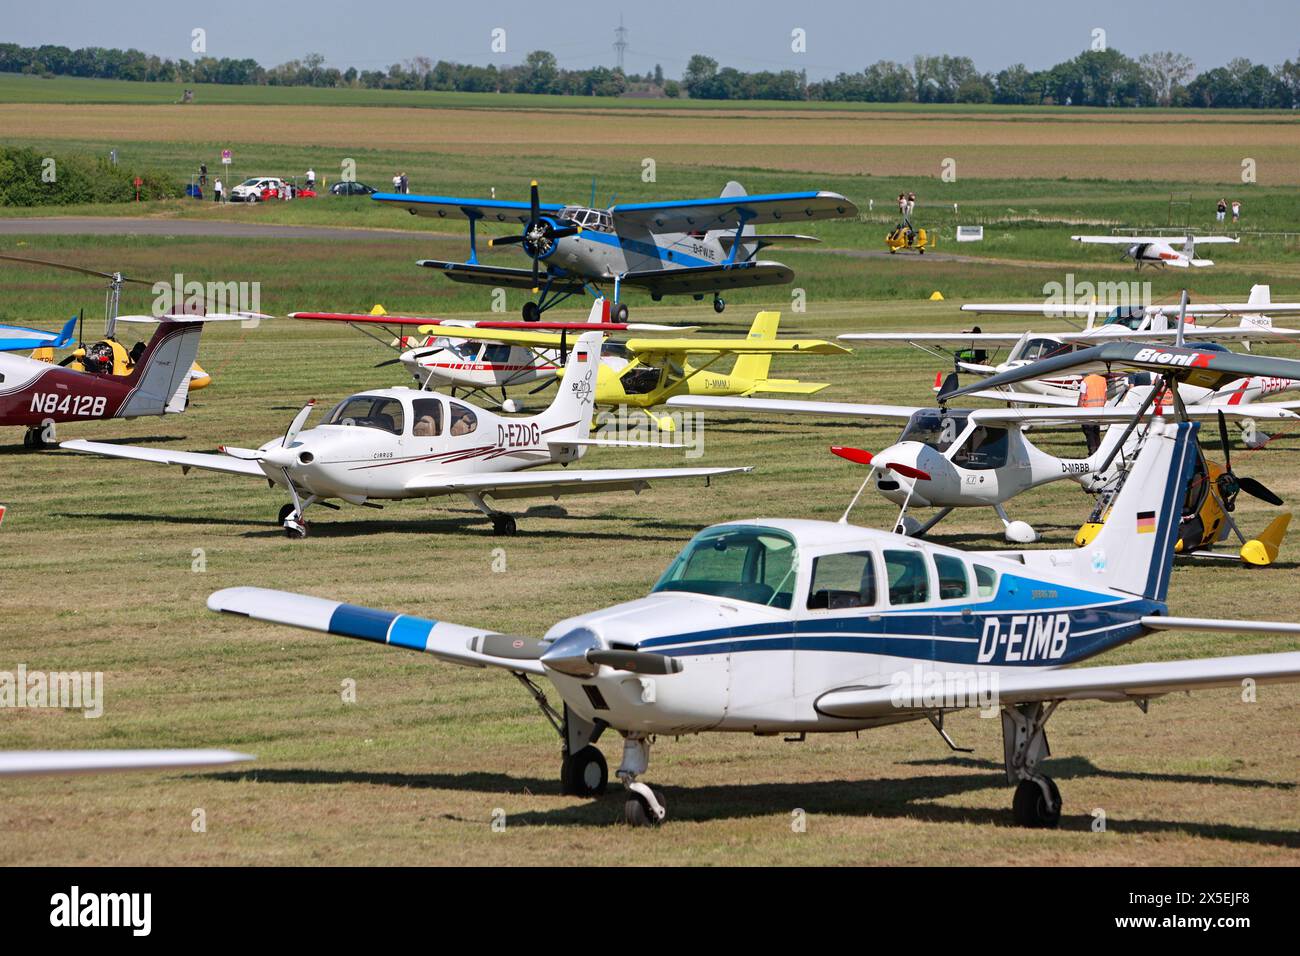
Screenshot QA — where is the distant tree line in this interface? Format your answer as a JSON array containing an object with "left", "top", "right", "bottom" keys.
[{"left": 3, "top": 41, "right": 1299, "bottom": 108}]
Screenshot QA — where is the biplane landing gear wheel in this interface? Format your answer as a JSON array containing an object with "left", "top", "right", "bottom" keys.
[
  {"left": 561, "top": 745, "right": 608, "bottom": 797},
  {"left": 611, "top": 302, "right": 629, "bottom": 322},
  {"left": 521, "top": 301, "right": 541, "bottom": 322},
  {"left": 1012, "top": 777, "right": 1061, "bottom": 829},
  {"left": 491, "top": 514, "right": 517, "bottom": 536},
  {"left": 713, "top": 295, "right": 726, "bottom": 314},
  {"left": 624, "top": 788, "right": 666, "bottom": 827}
]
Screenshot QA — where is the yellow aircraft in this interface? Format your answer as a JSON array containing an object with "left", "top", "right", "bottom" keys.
[
  {"left": 30, "top": 339, "right": 212, "bottom": 390},
  {"left": 399, "top": 310, "right": 850, "bottom": 427}
]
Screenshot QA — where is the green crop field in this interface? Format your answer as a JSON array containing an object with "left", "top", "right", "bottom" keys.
[{"left": 0, "top": 79, "right": 1297, "bottom": 866}]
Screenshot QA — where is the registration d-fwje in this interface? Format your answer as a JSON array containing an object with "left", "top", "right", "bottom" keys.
[{"left": 209, "top": 419, "right": 1300, "bottom": 828}]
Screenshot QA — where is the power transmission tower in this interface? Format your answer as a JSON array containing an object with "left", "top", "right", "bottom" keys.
[{"left": 614, "top": 15, "right": 628, "bottom": 73}]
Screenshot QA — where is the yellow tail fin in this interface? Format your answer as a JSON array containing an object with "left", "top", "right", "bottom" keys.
[
  {"left": 1240, "top": 512, "right": 1291, "bottom": 566},
  {"left": 732, "top": 311, "right": 780, "bottom": 383}
]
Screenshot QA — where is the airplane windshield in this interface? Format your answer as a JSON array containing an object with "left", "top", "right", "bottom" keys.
[
  {"left": 653, "top": 525, "right": 798, "bottom": 609},
  {"left": 1102, "top": 308, "right": 1146, "bottom": 330},
  {"left": 325, "top": 396, "right": 406, "bottom": 435},
  {"left": 1019, "top": 338, "right": 1075, "bottom": 362},
  {"left": 899, "top": 410, "right": 968, "bottom": 452}
]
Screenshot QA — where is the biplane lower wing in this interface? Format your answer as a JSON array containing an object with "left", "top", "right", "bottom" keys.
[
  {"left": 620, "top": 261, "right": 793, "bottom": 296},
  {"left": 416, "top": 259, "right": 588, "bottom": 293}
]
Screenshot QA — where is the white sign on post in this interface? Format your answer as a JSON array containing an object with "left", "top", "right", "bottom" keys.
[
  {"left": 221, "top": 149, "right": 232, "bottom": 165},
  {"left": 956, "top": 226, "right": 984, "bottom": 242}
]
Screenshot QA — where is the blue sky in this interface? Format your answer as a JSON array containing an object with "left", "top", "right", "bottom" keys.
[{"left": 6, "top": 0, "right": 1297, "bottom": 80}]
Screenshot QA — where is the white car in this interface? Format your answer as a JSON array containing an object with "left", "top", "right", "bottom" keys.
[{"left": 229, "top": 177, "right": 284, "bottom": 203}]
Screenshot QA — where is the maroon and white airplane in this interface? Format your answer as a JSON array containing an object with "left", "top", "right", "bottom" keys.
[{"left": 0, "top": 315, "right": 233, "bottom": 449}]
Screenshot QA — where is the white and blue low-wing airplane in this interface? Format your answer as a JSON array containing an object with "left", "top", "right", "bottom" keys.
[
  {"left": 374, "top": 180, "right": 857, "bottom": 320},
  {"left": 208, "top": 419, "right": 1300, "bottom": 828},
  {"left": 0, "top": 315, "right": 77, "bottom": 352}
]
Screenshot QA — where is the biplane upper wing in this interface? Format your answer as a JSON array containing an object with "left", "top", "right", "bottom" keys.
[
  {"left": 371, "top": 193, "right": 564, "bottom": 225},
  {"left": 0, "top": 315, "right": 77, "bottom": 352},
  {"left": 415, "top": 259, "right": 588, "bottom": 293},
  {"left": 816, "top": 648, "right": 1300, "bottom": 719},
  {"left": 611, "top": 191, "right": 857, "bottom": 232},
  {"left": 943, "top": 341, "right": 1300, "bottom": 400},
  {"left": 619, "top": 261, "right": 794, "bottom": 296}
]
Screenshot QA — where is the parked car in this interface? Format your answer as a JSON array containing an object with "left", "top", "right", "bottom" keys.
[
  {"left": 329, "top": 181, "right": 378, "bottom": 196},
  {"left": 229, "top": 177, "right": 284, "bottom": 203}
]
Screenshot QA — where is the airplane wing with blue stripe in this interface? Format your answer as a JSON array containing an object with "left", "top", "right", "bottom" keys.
[
  {"left": 611, "top": 191, "right": 857, "bottom": 232},
  {"left": 0, "top": 315, "right": 76, "bottom": 352},
  {"left": 816, "top": 649, "right": 1300, "bottom": 718},
  {"left": 208, "top": 586, "right": 547, "bottom": 674},
  {"left": 621, "top": 261, "right": 793, "bottom": 296},
  {"left": 373, "top": 193, "right": 564, "bottom": 224}
]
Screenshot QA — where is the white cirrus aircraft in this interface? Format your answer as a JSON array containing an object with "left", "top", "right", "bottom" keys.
[
  {"left": 208, "top": 420, "right": 1300, "bottom": 828},
  {"left": 61, "top": 332, "right": 750, "bottom": 538},
  {"left": 1072, "top": 233, "right": 1238, "bottom": 269}
]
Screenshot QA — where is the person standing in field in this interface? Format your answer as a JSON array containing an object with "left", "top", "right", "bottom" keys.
[
  {"left": 906, "top": 191, "right": 916, "bottom": 218},
  {"left": 1216, "top": 198, "right": 1227, "bottom": 222},
  {"left": 199, "top": 162, "right": 207, "bottom": 187},
  {"left": 214, "top": 178, "right": 223, "bottom": 203},
  {"left": 400, "top": 172, "right": 409, "bottom": 194},
  {"left": 306, "top": 168, "right": 315, "bottom": 191},
  {"left": 1231, "top": 200, "right": 1241, "bottom": 222}
]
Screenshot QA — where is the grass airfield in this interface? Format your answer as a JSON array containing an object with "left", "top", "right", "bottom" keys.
[{"left": 0, "top": 77, "right": 1297, "bottom": 865}]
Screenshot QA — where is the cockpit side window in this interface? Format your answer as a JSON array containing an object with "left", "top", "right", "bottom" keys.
[
  {"left": 884, "top": 549, "right": 930, "bottom": 605},
  {"left": 973, "top": 564, "right": 998, "bottom": 598},
  {"left": 950, "top": 425, "right": 1010, "bottom": 470},
  {"left": 448, "top": 401, "right": 478, "bottom": 437},
  {"left": 806, "top": 551, "right": 877, "bottom": 610},
  {"left": 899, "top": 410, "right": 967, "bottom": 453},
  {"left": 411, "top": 398, "right": 442, "bottom": 437},
  {"left": 619, "top": 360, "right": 663, "bottom": 395},
  {"left": 1021, "top": 338, "right": 1072, "bottom": 362},
  {"left": 325, "top": 396, "right": 405, "bottom": 435},
  {"left": 934, "top": 554, "right": 970, "bottom": 600},
  {"left": 653, "top": 526, "right": 797, "bottom": 609}
]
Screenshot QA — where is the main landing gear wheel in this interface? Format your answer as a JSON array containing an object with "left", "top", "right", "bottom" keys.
[
  {"left": 521, "top": 301, "right": 541, "bottom": 322},
  {"left": 712, "top": 295, "right": 726, "bottom": 314},
  {"left": 611, "top": 302, "right": 629, "bottom": 322},
  {"left": 1012, "top": 777, "right": 1061, "bottom": 829},
  {"left": 491, "top": 514, "right": 517, "bottom": 536},
  {"left": 560, "top": 745, "right": 608, "bottom": 797},
  {"left": 23, "top": 426, "right": 52, "bottom": 450},
  {"left": 624, "top": 788, "right": 666, "bottom": 827}
]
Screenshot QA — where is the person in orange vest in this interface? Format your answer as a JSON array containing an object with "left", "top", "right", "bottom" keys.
[{"left": 1079, "top": 373, "right": 1106, "bottom": 454}]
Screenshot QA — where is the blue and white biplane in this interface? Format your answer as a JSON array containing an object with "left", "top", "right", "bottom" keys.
[
  {"left": 373, "top": 180, "right": 857, "bottom": 321},
  {"left": 210, "top": 418, "right": 1300, "bottom": 828}
]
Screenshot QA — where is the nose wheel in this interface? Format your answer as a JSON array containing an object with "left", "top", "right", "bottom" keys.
[
  {"left": 624, "top": 787, "right": 667, "bottom": 827},
  {"left": 278, "top": 503, "right": 308, "bottom": 538}
]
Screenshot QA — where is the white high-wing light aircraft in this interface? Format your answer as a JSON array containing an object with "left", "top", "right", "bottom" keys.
[
  {"left": 61, "top": 332, "right": 749, "bottom": 537},
  {"left": 1072, "top": 233, "right": 1238, "bottom": 269},
  {"left": 663, "top": 394, "right": 1294, "bottom": 542},
  {"left": 209, "top": 420, "right": 1300, "bottom": 828}
]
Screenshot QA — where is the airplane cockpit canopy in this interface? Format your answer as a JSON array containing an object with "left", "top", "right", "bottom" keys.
[
  {"left": 1102, "top": 307, "right": 1147, "bottom": 331},
  {"left": 325, "top": 395, "right": 406, "bottom": 435},
  {"left": 559, "top": 206, "right": 614, "bottom": 233},
  {"left": 1018, "top": 337, "right": 1076, "bottom": 362},
  {"left": 898, "top": 409, "right": 969, "bottom": 453},
  {"left": 653, "top": 525, "right": 798, "bottom": 609}
]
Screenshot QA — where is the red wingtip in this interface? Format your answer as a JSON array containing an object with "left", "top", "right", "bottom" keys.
[
  {"left": 601, "top": 298, "right": 611, "bottom": 323},
  {"left": 884, "top": 462, "right": 932, "bottom": 481},
  {"left": 831, "top": 445, "right": 875, "bottom": 465}
]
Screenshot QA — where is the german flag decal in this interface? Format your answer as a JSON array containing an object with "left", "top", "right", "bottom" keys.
[
  {"left": 576, "top": 350, "right": 589, "bottom": 361},
  {"left": 1136, "top": 510, "right": 1156, "bottom": 534}
]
